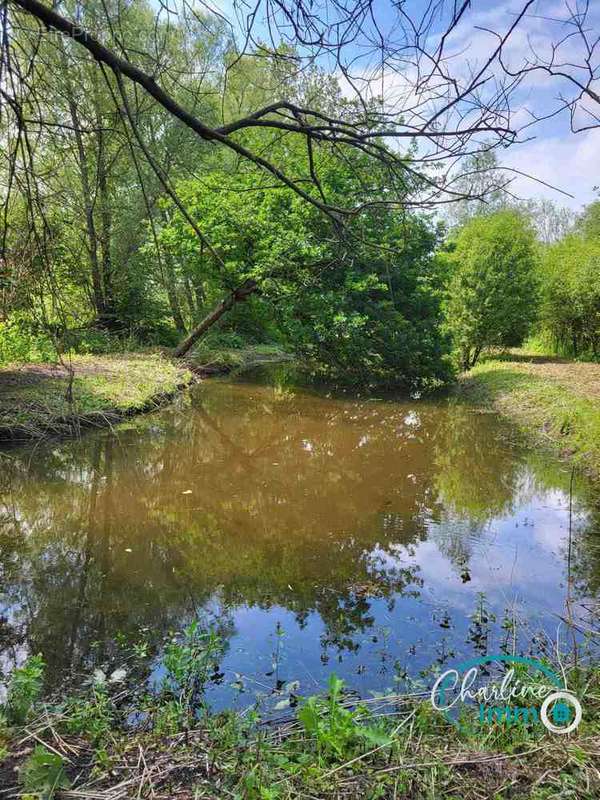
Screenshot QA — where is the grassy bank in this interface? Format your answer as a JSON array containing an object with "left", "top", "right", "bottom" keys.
[
  {"left": 0, "top": 353, "right": 193, "bottom": 443},
  {"left": 0, "top": 343, "right": 291, "bottom": 444},
  {"left": 1, "top": 631, "right": 598, "bottom": 800},
  {"left": 457, "top": 352, "right": 600, "bottom": 480}
]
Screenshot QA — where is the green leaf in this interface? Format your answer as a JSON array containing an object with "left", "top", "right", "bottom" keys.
[{"left": 20, "top": 746, "right": 70, "bottom": 800}]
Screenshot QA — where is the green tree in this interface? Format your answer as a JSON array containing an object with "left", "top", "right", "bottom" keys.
[
  {"left": 444, "top": 211, "right": 538, "bottom": 369},
  {"left": 1, "top": 0, "right": 226, "bottom": 342},
  {"left": 158, "top": 148, "right": 451, "bottom": 388},
  {"left": 538, "top": 234, "right": 600, "bottom": 358},
  {"left": 576, "top": 200, "right": 600, "bottom": 240}
]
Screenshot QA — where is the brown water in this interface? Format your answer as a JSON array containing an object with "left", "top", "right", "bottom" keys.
[{"left": 1, "top": 369, "right": 599, "bottom": 707}]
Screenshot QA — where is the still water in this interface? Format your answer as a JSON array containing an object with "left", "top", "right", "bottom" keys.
[{"left": 1, "top": 370, "right": 599, "bottom": 707}]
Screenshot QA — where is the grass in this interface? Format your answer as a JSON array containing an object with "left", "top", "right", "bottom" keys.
[
  {"left": 0, "top": 353, "right": 193, "bottom": 442},
  {"left": 457, "top": 350, "right": 600, "bottom": 480},
  {"left": 0, "top": 341, "right": 288, "bottom": 442},
  {"left": 187, "top": 343, "right": 292, "bottom": 375},
  {"left": 0, "top": 625, "right": 598, "bottom": 800}
]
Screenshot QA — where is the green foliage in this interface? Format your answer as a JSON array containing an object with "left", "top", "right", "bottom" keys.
[
  {"left": 298, "top": 674, "right": 391, "bottom": 762},
  {"left": 0, "top": 316, "right": 55, "bottom": 365},
  {"left": 19, "top": 746, "right": 70, "bottom": 800},
  {"left": 65, "top": 684, "right": 113, "bottom": 744},
  {"left": 538, "top": 234, "right": 600, "bottom": 359},
  {"left": 160, "top": 163, "right": 452, "bottom": 389},
  {"left": 1, "top": 1, "right": 453, "bottom": 385},
  {"left": 4, "top": 655, "right": 45, "bottom": 725},
  {"left": 160, "top": 621, "right": 224, "bottom": 723},
  {"left": 576, "top": 199, "right": 600, "bottom": 240},
  {"left": 444, "top": 210, "right": 538, "bottom": 369},
  {"left": 0, "top": 712, "right": 9, "bottom": 762},
  {"left": 0, "top": 313, "right": 172, "bottom": 367},
  {"left": 0, "top": 625, "right": 598, "bottom": 800}
]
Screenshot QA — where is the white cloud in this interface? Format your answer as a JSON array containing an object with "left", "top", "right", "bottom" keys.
[{"left": 502, "top": 127, "right": 600, "bottom": 209}]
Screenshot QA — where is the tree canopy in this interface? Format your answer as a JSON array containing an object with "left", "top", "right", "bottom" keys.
[
  {"left": 443, "top": 211, "right": 538, "bottom": 370},
  {"left": 1, "top": 0, "right": 599, "bottom": 384}
]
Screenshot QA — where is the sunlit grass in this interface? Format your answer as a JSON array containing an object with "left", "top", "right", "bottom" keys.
[
  {"left": 0, "top": 353, "right": 192, "bottom": 439},
  {"left": 459, "top": 354, "right": 600, "bottom": 479}
]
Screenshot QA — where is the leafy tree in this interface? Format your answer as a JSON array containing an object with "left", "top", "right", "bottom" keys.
[
  {"left": 576, "top": 200, "right": 600, "bottom": 240},
  {"left": 444, "top": 211, "right": 538, "bottom": 369},
  {"left": 1, "top": 0, "right": 226, "bottom": 341},
  {"left": 158, "top": 148, "right": 452, "bottom": 388},
  {"left": 538, "top": 234, "right": 600, "bottom": 358}
]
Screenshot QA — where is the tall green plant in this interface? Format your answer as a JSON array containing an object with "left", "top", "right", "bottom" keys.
[
  {"left": 444, "top": 210, "right": 538, "bottom": 369},
  {"left": 538, "top": 234, "right": 600, "bottom": 358},
  {"left": 4, "top": 655, "right": 45, "bottom": 725}
]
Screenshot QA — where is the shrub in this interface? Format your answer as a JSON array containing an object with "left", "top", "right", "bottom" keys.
[
  {"left": 20, "top": 745, "right": 70, "bottom": 800},
  {"left": 444, "top": 211, "right": 538, "bottom": 369},
  {"left": 4, "top": 655, "right": 45, "bottom": 725},
  {"left": 0, "top": 315, "right": 55, "bottom": 365},
  {"left": 538, "top": 234, "right": 600, "bottom": 359}
]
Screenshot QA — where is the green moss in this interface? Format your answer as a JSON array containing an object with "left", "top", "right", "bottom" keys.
[
  {"left": 458, "top": 356, "right": 600, "bottom": 479},
  {"left": 0, "top": 353, "right": 193, "bottom": 441}
]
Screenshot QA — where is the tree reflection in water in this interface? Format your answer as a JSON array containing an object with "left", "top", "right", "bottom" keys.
[{"left": 1, "top": 375, "right": 598, "bottom": 700}]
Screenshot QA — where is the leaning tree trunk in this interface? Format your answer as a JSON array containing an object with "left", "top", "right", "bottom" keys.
[{"left": 174, "top": 279, "right": 257, "bottom": 358}]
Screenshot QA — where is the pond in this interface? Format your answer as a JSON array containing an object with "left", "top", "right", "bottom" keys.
[{"left": 1, "top": 368, "right": 599, "bottom": 708}]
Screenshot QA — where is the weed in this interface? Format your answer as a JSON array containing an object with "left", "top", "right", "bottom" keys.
[
  {"left": 64, "top": 683, "right": 113, "bottom": 744},
  {"left": 298, "top": 673, "right": 391, "bottom": 763},
  {"left": 19, "top": 745, "right": 70, "bottom": 800},
  {"left": 160, "top": 620, "right": 224, "bottom": 726},
  {"left": 0, "top": 623, "right": 597, "bottom": 799},
  {"left": 4, "top": 655, "right": 45, "bottom": 725},
  {"left": 467, "top": 592, "right": 496, "bottom": 656}
]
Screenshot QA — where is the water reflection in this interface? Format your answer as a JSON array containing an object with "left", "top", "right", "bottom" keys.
[{"left": 0, "top": 376, "right": 598, "bottom": 704}]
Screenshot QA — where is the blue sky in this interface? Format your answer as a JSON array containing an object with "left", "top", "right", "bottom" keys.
[
  {"left": 199, "top": 0, "right": 599, "bottom": 209},
  {"left": 427, "top": 0, "right": 600, "bottom": 211}
]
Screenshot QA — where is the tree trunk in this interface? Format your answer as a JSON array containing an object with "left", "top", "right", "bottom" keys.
[
  {"left": 461, "top": 346, "right": 471, "bottom": 371},
  {"left": 174, "top": 279, "right": 257, "bottom": 358},
  {"left": 66, "top": 93, "right": 104, "bottom": 318},
  {"left": 193, "top": 277, "right": 206, "bottom": 310},
  {"left": 183, "top": 274, "right": 197, "bottom": 323},
  {"left": 94, "top": 74, "right": 116, "bottom": 328},
  {"left": 470, "top": 344, "right": 483, "bottom": 368},
  {"left": 97, "top": 125, "right": 115, "bottom": 325},
  {"left": 163, "top": 254, "right": 187, "bottom": 335}
]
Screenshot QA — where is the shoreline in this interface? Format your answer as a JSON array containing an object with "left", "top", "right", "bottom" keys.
[
  {"left": 1, "top": 648, "right": 597, "bottom": 799},
  {"left": 0, "top": 346, "right": 291, "bottom": 446},
  {"left": 3, "top": 348, "right": 600, "bottom": 467},
  {"left": 455, "top": 353, "right": 600, "bottom": 482},
  {"left": 0, "top": 353, "right": 195, "bottom": 446}
]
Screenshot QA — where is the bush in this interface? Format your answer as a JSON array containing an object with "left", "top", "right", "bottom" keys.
[
  {"left": 444, "top": 211, "right": 538, "bottom": 369},
  {"left": 0, "top": 315, "right": 55, "bottom": 365},
  {"left": 4, "top": 655, "right": 45, "bottom": 725},
  {"left": 538, "top": 234, "right": 600, "bottom": 359},
  {"left": 20, "top": 745, "right": 70, "bottom": 800}
]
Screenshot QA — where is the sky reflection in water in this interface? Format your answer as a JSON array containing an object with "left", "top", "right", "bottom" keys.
[{"left": 0, "top": 372, "right": 598, "bottom": 707}]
